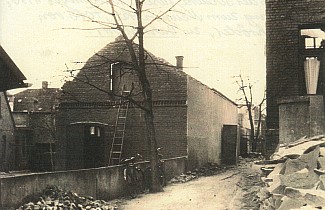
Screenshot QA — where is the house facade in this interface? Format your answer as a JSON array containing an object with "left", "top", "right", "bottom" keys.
[
  {"left": 266, "top": 0, "right": 325, "bottom": 149},
  {"left": 56, "top": 38, "right": 238, "bottom": 170},
  {"left": 0, "top": 92, "right": 16, "bottom": 172},
  {"left": 12, "top": 81, "right": 60, "bottom": 171},
  {"left": 0, "top": 45, "right": 27, "bottom": 172}
]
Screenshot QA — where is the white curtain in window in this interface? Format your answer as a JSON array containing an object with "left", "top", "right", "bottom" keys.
[
  {"left": 304, "top": 57, "right": 320, "bottom": 94},
  {"left": 90, "top": 126, "right": 95, "bottom": 135}
]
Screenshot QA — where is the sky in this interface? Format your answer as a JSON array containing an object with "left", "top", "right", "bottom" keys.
[{"left": 0, "top": 0, "right": 266, "bottom": 104}]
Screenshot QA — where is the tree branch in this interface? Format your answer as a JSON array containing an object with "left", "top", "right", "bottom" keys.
[
  {"left": 143, "top": 0, "right": 182, "bottom": 29},
  {"left": 87, "top": 0, "right": 114, "bottom": 16}
]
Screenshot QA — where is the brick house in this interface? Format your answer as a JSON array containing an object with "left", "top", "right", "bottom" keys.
[
  {"left": 266, "top": 1, "right": 325, "bottom": 149},
  {"left": 0, "top": 45, "right": 27, "bottom": 172},
  {"left": 12, "top": 81, "right": 60, "bottom": 171},
  {"left": 56, "top": 38, "right": 238, "bottom": 170}
]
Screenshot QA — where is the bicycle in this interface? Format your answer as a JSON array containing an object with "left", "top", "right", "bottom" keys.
[
  {"left": 121, "top": 154, "right": 145, "bottom": 198},
  {"left": 144, "top": 147, "right": 167, "bottom": 190}
]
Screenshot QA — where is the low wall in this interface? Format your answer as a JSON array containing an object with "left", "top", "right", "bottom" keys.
[
  {"left": 278, "top": 95, "right": 325, "bottom": 144},
  {"left": 0, "top": 156, "right": 187, "bottom": 209}
]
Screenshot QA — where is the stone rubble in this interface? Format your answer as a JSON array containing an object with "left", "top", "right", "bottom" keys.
[
  {"left": 169, "top": 163, "right": 229, "bottom": 183},
  {"left": 169, "top": 153, "right": 264, "bottom": 184},
  {"left": 16, "top": 185, "right": 119, "bottom": 210},
  {"left": 257, "top": 135, "right": 325, "bottom": 210}
]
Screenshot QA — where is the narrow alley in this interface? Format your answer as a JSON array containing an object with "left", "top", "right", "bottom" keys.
[{"left": 117, "top": 159, "right": 263, "bottom": 210}]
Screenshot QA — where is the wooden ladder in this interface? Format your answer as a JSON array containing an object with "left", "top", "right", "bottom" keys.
[{"left": 109, "top": 91, "right": 130, "bottom": 165}]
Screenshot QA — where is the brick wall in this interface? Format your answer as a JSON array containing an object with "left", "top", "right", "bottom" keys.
[
  {"left": 61, "top": 41, "right": 187, "bottom": 103},
  {"left": 266, "top": 0, "right": 325, "bottom": 129},
  {"left": 58, "top": 38, "right": 236, "bottom": 170},
  {"left": 56, "top": 105, "right": 188, "bottom": 170},
  {"left": 124, "top": 105, "right": 188, "bottom": 160},
  {"left": 57, "top": 39, "right": 188, "bottom": 170}
]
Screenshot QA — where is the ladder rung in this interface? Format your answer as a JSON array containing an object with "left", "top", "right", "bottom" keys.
[{"left": 110, "top": 101, "right": 129, "bottom": 165}]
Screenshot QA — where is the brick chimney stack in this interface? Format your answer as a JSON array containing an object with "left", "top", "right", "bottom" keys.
[
  {"left": 42, "top": 81, "right": 48, "bottom": 89},
  {"left": 176, "top": 56, "right": 184, "bottom": 70}
]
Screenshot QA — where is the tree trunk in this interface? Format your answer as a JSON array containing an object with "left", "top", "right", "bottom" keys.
[
  {"left": 247, "top": 105, "right": 256, "bottom": 152},
  {"left": 136, "top": 0, "right": 162, "bottom": 192},
  {"left": 144, "top": 106, "right": 163, "bottom": 192}
]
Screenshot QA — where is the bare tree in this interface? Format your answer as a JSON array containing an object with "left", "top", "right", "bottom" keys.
[
  {"left": 64, "top": 0, "right": 182, "bottom": 192},
  {"left": 254, "top": 90, "right": 266, "bottom": 143},
  {"left": 32, "top": 107, "right": 57, "bottom": 172},
  {"left": 235, "top": 74, "right": 266, "bottom": 152},
  {"left": 39, "top": 115, "right": 55, "bottom": 171}
]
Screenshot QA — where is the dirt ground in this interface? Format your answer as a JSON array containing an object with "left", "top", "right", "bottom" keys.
[{"left": 115, "top": 159, "right": 264, "bottom": 210}]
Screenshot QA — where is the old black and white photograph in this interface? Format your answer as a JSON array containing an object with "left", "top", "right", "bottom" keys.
[{"left": 1, "top": 0, "right": 325, "bottom": 209}]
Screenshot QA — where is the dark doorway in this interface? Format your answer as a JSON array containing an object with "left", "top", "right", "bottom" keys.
[
  {"left": 221, "top": 125, "right": 240, "bottom": 165},
  {"left": 84, "top": 125, "right": 105, "bottom": 168}
]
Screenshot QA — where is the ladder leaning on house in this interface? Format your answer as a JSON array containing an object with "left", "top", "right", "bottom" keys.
[{"left": 108, "top": 91, "right": 130, "bottom": 165}]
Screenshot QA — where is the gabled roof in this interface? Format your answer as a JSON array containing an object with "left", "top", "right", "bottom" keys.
[
  {"left": 0, "top": 45, "right": 27, "bottom": 91},
  {"left": 61, "top": 39, "right": 188, "bottom": 103},
  {"left": 61, "top": 38, "right": 236, "bottom": 105},
  {"left": 13, "top": 87, "right": 61, "bottom": 112}
]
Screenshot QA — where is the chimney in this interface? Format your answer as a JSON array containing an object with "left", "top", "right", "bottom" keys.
[
  {"left": 175, "top": 56, "right": 184, "bottom": 70},
  {"left": 42, "top": 81, "right": 48, "bottom": 89}
]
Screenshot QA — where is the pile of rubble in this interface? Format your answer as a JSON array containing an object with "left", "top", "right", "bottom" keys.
[
  {"left": 257, "top": 135, "right": 325, "bottom": 210},
  {"left": 17, "top": 185, "right": 118, "bottom": 210},
  {"left": 170, "top": 154, "right": 265, "bottom": 184},
  {"left": 169, "top": 163, "right": 231, "bottom": 183}
]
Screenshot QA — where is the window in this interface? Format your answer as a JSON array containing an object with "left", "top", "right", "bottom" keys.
[
  {"left": 299, "top": 25, "right": 325, "bottom": 95},
  {"left": 301, "top": 28, "right": 325, "bottom": 49},
  {"left": 89, "top": 126, "right": 101, "bottom": 137},
  {"left": 110, "top": 62, "right": 120, "bottom": 92}
]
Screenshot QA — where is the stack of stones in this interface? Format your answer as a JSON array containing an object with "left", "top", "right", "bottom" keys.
[
  {"left": 257, "top": 135, "right": 325, "bottom": 210},
  {"left": 17, "top": 186, "right": 117, "bottom": 210}
]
